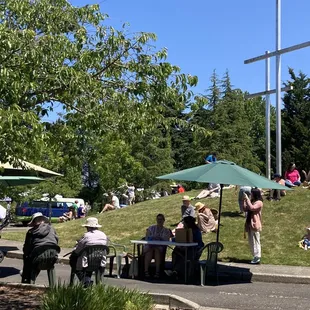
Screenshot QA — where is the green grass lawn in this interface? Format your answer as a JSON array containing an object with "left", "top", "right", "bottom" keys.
[{"left": 2, "top": 187, "right": 310, "bottom": 266}]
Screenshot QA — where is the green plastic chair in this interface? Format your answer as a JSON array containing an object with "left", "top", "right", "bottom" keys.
[
  {"left": 70, "top": 245, "right": 109, "bottom": 285},
  {"left": 30, "top": 245, "right": 60, "bottom": 287},
  {"left": 199, "top": 242, "right": 223, "bottom": 286}
]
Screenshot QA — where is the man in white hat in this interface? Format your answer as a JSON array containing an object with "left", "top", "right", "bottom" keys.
[
  {"left": 181, "top": 195, "right": 195, "bottom": 219},
  {"left": 21, "top": 212, "right": 59, "bottom": 283},
  {"left": 69, "top": 217, "right": 108, "bottom": 285}
]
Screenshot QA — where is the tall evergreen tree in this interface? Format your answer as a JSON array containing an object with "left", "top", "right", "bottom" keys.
[
  {"left": 221, "top": 69, "right": 233, "bottom": 97},
  {"left": 282, "top": 68, "right": 310, "bottom": 171},
  {"left": 209, "top": 89, "right": 263, "bottom": 172},
  {"left": 207, "top": 70, "right": 221, "bottom": 109}
]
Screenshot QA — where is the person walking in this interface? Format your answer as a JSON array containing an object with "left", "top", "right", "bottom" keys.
[{"left": 243, "top": 188, "right": 263, "bottom": 264}]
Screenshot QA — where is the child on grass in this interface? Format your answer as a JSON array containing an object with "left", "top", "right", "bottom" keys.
[{"left": 299, "top": 227, "right": 310, "bottom": 250}]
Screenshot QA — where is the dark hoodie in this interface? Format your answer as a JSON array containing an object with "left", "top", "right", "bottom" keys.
[{"left": 23, "top": 223, "right": 59, "bottom": 257}]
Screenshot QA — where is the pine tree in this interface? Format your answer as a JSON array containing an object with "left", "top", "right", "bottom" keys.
[
  {"left": 221, "top": 69, "right": 233, "bottom": 97},
  {"left": 282, "top": 68, "right": 310, "bottom": 171},
  {"left": 207, "top": 70, "right": 221, "bottom": 109}
]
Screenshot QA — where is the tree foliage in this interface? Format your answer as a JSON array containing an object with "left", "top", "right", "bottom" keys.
[
  {"left": 282, "top": 68, "right": 310, "bottom": 171},
  {"left": 1, "top": 0, "right": 308, "bottom": 203},
  {"left": 0, "top": 0, "right": 200, "bottom": 163}
]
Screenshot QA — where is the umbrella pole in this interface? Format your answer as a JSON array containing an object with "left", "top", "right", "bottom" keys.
[{"left": 216, "top": 184, "right": 224, "bottom": 244}]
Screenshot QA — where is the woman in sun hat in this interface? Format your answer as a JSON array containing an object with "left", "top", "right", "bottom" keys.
[
  {"left": 21, "top": 212, "right": 59, "bottom": 283},
  {"left": 69, "top": 217, "right": 108, "bottom": 285},
  {"left": 195, "top": 202, "right": 217, "bottom": 233}
]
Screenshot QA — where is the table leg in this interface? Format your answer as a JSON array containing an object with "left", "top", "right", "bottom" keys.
[
  {"left": 132, "top": 243, "right": 136, "bottom": 279},
  {"left": 184, "top": 247, "right": 188, "bottom": 284}
]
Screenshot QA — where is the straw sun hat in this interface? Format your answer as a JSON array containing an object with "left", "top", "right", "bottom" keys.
[
  {"left": 82, "top": 217, "right": 102, "bottom": 228},
  {"left": 194, "top": 202, "right": 205, "bottom": 211}
]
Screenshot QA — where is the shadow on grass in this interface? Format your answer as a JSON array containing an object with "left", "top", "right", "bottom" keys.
[
  {"left": 221, "top": 211, "right": 245, "bottom": 218},
  {"left": 222, "top": 257, "right": 250, "bottom": 264}
]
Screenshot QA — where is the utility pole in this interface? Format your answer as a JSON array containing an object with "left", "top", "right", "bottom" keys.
[
  {"left": 275, "top": 0, "right": 282, "bottom": 175},
  {"left": 265, "top": 51, "right": 271, "bottom": 180}
]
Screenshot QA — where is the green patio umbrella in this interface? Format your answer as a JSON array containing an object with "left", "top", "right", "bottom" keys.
[
  {"left": 157, "top": 160, "right": 290, "bottom": 243},
  {"left": 0, "top": 176, "right": 45, "bottom": 187}
]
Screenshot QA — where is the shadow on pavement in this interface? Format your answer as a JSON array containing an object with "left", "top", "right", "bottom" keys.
[
  {"left": 0, "top": 266, "right": 20, "bottom": 278},
  {"left": 0, "top": 246, "right": 19, "bottom": 253},
  {"left": 128, "top": 262, "right": 252, "bottom": 287}
]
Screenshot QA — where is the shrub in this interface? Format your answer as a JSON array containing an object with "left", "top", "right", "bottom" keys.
[{"left": 40, "top": 284, "right": 153, "bottom": 310}]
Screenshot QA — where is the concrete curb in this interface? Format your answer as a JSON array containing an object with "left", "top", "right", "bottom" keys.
[
  {"left": 6, "top": 251, "right": 71, "bottom": 265},
  {"left": 251, "top": 273, "right": 310, "bottom": 284},
  {"left": 0, "top": 282, "right": 201, "bottom": 310},
  {"left": 0, "top": 281, "right": 48, "bottom": 291},
  {"left": 151, "top": 293, "right": 200, "bottom": 310}
]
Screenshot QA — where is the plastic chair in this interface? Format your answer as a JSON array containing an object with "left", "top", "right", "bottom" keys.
[
  {"left": 107, "top": 243, "right": 129, "bottom": 278},
  {"left": 69, "top": 245, "right": 109, "bottom": 285},
  {"left": 199, "top": 242, "right": 223, "bottom": 286},
  {"left": 30, "top": 245, "right": 60, "bottom": 287}
]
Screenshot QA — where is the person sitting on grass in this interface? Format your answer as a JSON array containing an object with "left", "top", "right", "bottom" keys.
[
  {"left": 69, "top": 217, "right": 108, "bottom": 287},
  {"left": 144, "top": 214, "right": 173, "bottom": 279},
  {"left": 267, "top": 174, "right": 286, "bottom": 201},
  {"left": 100, "top": 192, "right": 120, "bottom": 213},
  {"left": 181, "top": 195, "right": 195, "bottom": 218},
  {"left": 195, "top": 202, "right": 217, "bottom": 233},
  {"left": 59, "top": 206, "right": 74, "bottom": 222},
  {"left": 284, "top": 163, "right": 301, "bottom": 187},
  {"left": 173, "top": 195, "right": 196, "bottom": 232},
  {"left": 21, "top": 212, "right": 60, "bottom": 283},
  {"left": 205, "top": 152, "right": 217, "bottom": 164}
]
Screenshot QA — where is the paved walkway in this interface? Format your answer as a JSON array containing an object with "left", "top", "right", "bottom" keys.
[{"left": 1, "top": 239, "right": 310, "bottom": 284}]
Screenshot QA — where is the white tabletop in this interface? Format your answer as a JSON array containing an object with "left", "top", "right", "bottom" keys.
[{"left": 130, "top": 240, "right": 198, "bottom": 247}]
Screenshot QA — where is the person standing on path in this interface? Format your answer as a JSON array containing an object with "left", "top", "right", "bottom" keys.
[{"left": 243, "top": 188, "right": 263, "bottom": 264}]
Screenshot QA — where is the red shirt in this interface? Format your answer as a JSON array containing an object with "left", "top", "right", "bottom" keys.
[{"left": 178, "top": 186, "right": 185, "bottom": 193}]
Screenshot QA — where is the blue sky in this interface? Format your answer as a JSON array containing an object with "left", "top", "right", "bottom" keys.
[{"left": 46, "top": 0, "right": 310, "bottom": 121}]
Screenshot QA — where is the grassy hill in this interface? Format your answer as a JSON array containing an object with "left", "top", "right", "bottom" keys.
[{"left": 3, "top": 187, "right": 310, "bottom": 266}]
